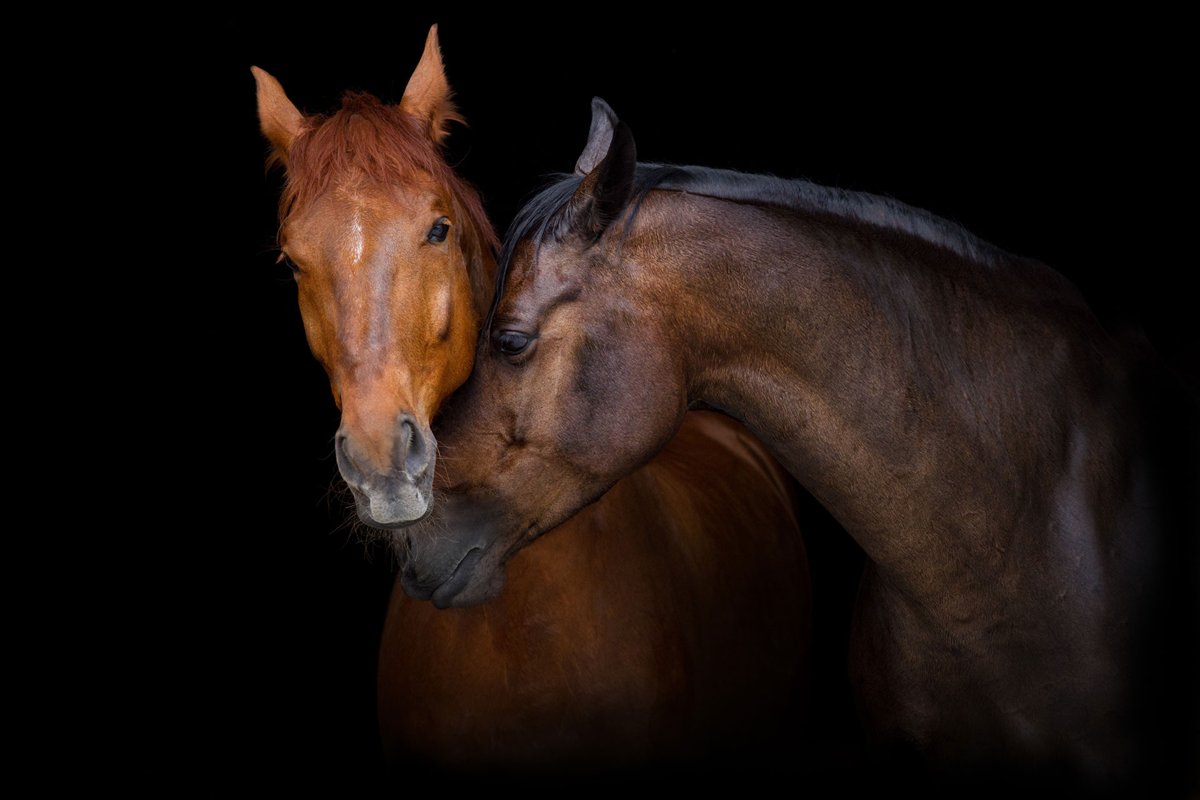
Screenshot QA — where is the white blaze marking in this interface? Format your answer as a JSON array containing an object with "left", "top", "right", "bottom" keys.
[{"left": 350, "top": 209, "right": 364, "bottom": 263}]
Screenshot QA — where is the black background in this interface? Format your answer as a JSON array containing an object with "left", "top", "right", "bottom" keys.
[{"left": 138, "top": 12, "right": 1192, "bottom": 793}]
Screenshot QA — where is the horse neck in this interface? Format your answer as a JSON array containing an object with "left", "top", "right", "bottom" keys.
[{"left": 643, "top": 190, "right": 1121, "bottom": 603}]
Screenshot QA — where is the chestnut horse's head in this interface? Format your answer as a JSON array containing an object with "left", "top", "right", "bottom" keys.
[{"left": 254, "top": 27, "right": 496, "bottom": 527}]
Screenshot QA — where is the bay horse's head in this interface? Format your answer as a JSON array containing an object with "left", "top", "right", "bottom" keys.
[
  {"left": 413, "top": 99, "right": 690, "bottom": 605},
  {"left": 254, "top": 27, "right": 495, "bottom": 527}
]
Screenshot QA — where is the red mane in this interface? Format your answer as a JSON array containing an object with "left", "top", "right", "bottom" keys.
[{"left": 278, "top": 91, "right": 498, "bottom": 256}]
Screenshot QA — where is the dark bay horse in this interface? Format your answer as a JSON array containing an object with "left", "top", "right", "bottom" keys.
[
  {"left": 253, "top": 29, "right": 811, "bottom": 772},
  {"left": 417, "top": 97, "right": 1198, "bottom": 790}
]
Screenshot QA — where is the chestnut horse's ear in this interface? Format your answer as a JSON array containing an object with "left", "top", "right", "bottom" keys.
[
  {"left": 252, "top": 66, "right": 304, "bottom": 162},
  {"left": 400, "top": 25, "right": 463, "bottom": 145},
  {"left": 567, "top": 98, "right": 637, "bottom": 239}
]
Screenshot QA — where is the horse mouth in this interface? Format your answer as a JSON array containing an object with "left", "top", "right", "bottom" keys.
[
  {"left": 348, "top": 485, "right": 432, "bottom": 529},
  {"left": 429, "top": 548, "right": 485, "bottom": 609},
  {"left": 397, "top": 507, "right": 535, "bottom": 608},
  {"left": 367, "top": 502, "right": 433, "bottom": 530},
  {"left": 400, "top": 547, "right": 488, "bottom": 609}
]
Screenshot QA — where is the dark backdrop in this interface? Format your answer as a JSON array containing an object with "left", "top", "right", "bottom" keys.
[{"left": 144, "top": 12, "right": 1192, "bottom": 794}]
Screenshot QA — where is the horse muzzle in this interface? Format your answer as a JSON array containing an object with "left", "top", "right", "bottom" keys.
[
  {"left": 336, "top": 418, "right": 436, "bottom": 527},
  {"left": 395, "top": 493, "right": 514, "bottom": 608}
]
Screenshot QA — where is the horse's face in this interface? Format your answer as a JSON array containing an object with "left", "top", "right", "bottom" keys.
[
  {"left": 407, "top": 100, "right": 687, "bottom": 607},
  {"left": 255, "top": 28, "right": 482, "bottom": 527},
  {"left": 408, "top": 236, "right": 685, "bottom": 607},
  {"left": 281, "top": 184, "right": 477, "bottom": 527}
]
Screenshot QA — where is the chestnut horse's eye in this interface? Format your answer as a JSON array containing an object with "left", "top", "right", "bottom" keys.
[
  {"left": 278, "top": 253, "right": 301, "bottom": 275},
  {"left": 427, "top": 216, "right": 451, "bottom": 244},
  {"left": 494, "top": 330, "right": 532, "bottom": 356}
]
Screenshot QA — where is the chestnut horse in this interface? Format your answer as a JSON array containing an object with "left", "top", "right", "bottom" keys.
[
  {"left": 253, "top": 29, "right": 811, "bottom": 773},
  {"left": 412, "top": 97, "right": 1199, "bottom": 792}
]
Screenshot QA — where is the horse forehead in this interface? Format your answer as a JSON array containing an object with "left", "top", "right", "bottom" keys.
[
  {"left": 509, "top": 238, "right": 580, "bottom": 292},
  {"left": 331, "top": 186, "right": 443, "bottom": 237},
  {"left": 286, "top": 187, "right": 443, "bottom": 257},
  {"left": 497, "top": 259, "right": 555, "bottom": 318}
]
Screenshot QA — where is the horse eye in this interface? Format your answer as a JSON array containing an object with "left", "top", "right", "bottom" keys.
[
  {"left": 278, "top": 253, "right": 301, "bottom": 275},
  {"left": 427, "top": 216, "right": 451, "bottom": 244},
  {"left": 494, "top": 330, "right": 532, "bottom": 356}
]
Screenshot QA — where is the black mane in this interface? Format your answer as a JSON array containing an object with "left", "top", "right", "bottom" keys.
[{"left": 488, "top": 164, "right": 1014, "bottom": 334}]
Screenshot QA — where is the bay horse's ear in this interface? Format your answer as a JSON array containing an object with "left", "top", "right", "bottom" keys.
[
  {"left": 252, "top": 66, "right": 304, "bottom": 162},
  {"left": 400, "top": 25, "right": 463, "bottom": 145},
  {"left": 575, "top": 97, "right": 620, "bottom": 176},
  {"left": 567, "top": 98, "right": 637, "bottom": 239}
]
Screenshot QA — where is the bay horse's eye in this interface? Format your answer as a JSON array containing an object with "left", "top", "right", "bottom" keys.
[
  {"left": 427, "top": 216, "right": 451, "bottom": 244},
  {"left": 494, "top": 330, "right": 532, "bottom": 356}
]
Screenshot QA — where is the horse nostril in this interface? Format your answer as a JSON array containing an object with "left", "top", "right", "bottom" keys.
[
  {"left": 335, "top": 431, "right": 364, "bottom": 485},
  {"left": 398, "top": 416, "right": 429, "bottom": 479}
]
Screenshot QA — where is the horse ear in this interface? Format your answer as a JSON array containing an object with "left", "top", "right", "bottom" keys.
[
  {"left": 252, "top": 66, "right": 304, "bottom": 163},
  {"left": 400, "top": 25, "right": 464, "bottom": 144},
  {"left": 575, "top": 97, "right": 620, "bottom": 176},
  {"left": 567, "top": 99, "right": 637, "bottom": 239}
]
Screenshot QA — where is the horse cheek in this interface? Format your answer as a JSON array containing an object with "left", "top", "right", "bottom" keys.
[{"left": 560, "top": 336, "right": 671, "bottom": 477}]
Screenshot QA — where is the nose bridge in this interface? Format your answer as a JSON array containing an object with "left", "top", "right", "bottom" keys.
[
  {"left": 340, "top": 303, "right": 446, "bottom": 426},
  {"left": 326, "top": 200, "right": 451, "bottom": 463},
  {"left": 338, "top": 368, "right": 422, "bottom": 470},
  {"left": 331, "top": 244, "right": 421, "bottom": 448}
]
